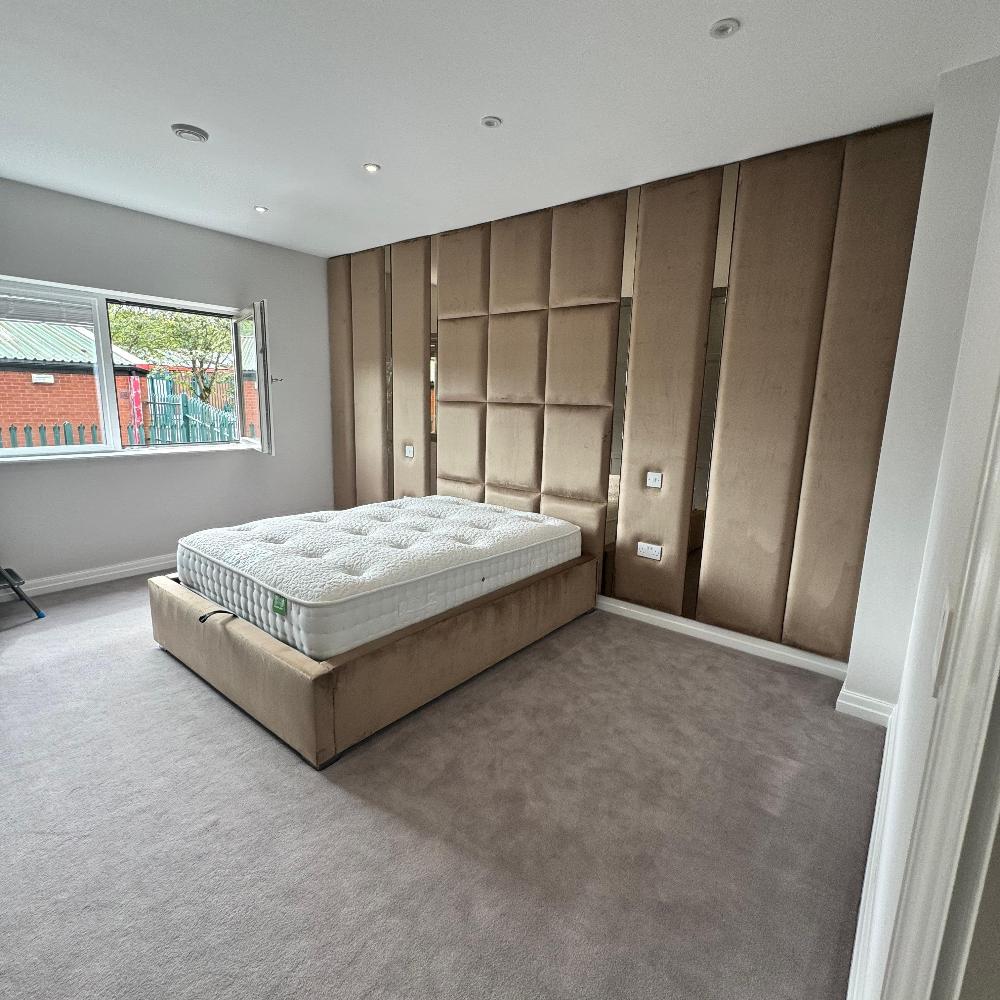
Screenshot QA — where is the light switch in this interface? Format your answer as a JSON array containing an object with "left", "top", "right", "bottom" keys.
[
  {"left": 403, "top": 443, "right": 415, "bottom": 459},
  {"left": 637, "top": 541, "right": 662, "bottom": 561},
  {"left": 646, "top": 471, "right": 663, "bottom": 489}
]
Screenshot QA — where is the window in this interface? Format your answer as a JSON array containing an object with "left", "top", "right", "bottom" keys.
[{"left": 0, "top": 276, "right": 271, "bottom": 458}]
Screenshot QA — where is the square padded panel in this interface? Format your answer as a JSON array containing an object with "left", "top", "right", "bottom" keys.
[
  {"left": 549, "top": 192, "right": 628, "bottom": 307},
  {"left": 436, "top": 478, "right": 486, "bottom": 502},
  {"left": 436, "top": 401, "right": 485, "bottom": 485},
  {"left": 542, "top": 404, "right": 612, "bottom": 502},
  {"left": 545, "top": 303, "right": 619, "bottom": 406},
  {"left": 486, "top": 403, "right": 543, "bottom": 491},
  {"left": 490, "top": 210, "right": 552, "bottom": 314},
  {"left": 487, "top": 310, "right": 548, "bottom": 403},
  {"left": 437, "top": 316, "right": 488, "bottom": 402},
  {"left": 484, "top": 485, "right": 541, "bottom": 512},
  {"left": 437, "top": 224, "right": 490, "bottom": 319}
]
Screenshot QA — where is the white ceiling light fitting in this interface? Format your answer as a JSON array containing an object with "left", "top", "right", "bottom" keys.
[
  {"left": 480, "top": 115, "right": 503, "bottom": 129},
  {"left": 253, "top": 205, "right": 269, "bottom": 214},
  {"left": 171, "top": 123, "right": 209, "bottom": 142},
  {"left": 709, "top": 17, "right": 742, "bottom": 39},
  {"left": 363, "top": 162, "right": 381, "bottom": 173}
]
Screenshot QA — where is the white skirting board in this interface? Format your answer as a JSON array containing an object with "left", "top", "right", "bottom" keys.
[
  {"left": 595, "top": 595, "right": 849, "bottom": 682},
  {"left": 836, "top": 686, "right": 895, "bottom": 727},
  {"left": 845, "top": 705, "right": 898, "bottom": 1000},
  {"left": 0, "top": 553, "right": 176, "bottom": 602}
]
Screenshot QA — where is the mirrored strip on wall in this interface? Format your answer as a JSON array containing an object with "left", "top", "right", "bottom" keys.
[
  {"left": 384, "top": 246, "right": 394, "bottom": 498},
  {"left": 602, "top": 187, "right": 639, "bottom": 595},
  {"left": 682, "top": 161, "right": 738, "bottom": 616},
  {"left": 429, "top": 234, "right": 439, "bottom": 487}
]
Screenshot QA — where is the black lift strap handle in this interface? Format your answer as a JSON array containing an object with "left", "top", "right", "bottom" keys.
[{"left": 198, "top": 608, "right": 237, "bottom": 624}]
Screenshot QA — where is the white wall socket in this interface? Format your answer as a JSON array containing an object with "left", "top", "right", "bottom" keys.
[
  {"left": 403, "top": 443, "right": 415, "bottom": 459},
  {"left": 646, "top": 471, "right": 663, "bottom": 489},
  {"left": 637, "top": 541, "right": 662, "bottom": 561}
]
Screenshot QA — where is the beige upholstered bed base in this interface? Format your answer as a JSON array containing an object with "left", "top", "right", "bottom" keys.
[{"left": 148, "top": 555, "right": 596, "bottom": 768}]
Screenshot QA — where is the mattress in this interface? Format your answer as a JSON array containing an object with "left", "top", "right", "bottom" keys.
[{"left": 176, "top": 495, "right": 582, "bottom": 659}]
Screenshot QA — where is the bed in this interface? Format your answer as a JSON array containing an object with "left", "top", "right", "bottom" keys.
[{"left": 149, "top": 496, "right": 597, "bottom": 767}]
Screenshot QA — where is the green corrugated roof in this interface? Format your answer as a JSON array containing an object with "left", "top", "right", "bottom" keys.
[{"left": 0, "top": 320, "right": 150, "bottom": 367}]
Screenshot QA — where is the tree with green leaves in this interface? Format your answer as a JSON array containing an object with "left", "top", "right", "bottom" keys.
[{"left": 107, "top": 303, "right": 232, "bottom": 403}]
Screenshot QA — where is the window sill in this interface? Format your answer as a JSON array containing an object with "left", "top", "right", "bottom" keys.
[{"left": 0, "top": 441, "right": 262, "bottom": 465}]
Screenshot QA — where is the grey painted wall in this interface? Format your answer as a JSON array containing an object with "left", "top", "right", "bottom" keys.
[{"left": 0, "top": 179, "right": 332, "bottom": 580}]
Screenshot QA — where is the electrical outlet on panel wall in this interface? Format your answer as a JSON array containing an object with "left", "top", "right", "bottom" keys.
[
  {"left": 646, "top": 471, "right": 663, "bottom": 489},
  {"left": 403, "top": 443, "right": 415, "bottom": 459},
  {"left": 637, "top": 541, "right": 662, "bottom": 561}
]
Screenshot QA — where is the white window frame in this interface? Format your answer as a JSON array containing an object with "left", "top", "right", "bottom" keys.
[{"left": 0, "top": 274, "right": 272, "bottom": 462}]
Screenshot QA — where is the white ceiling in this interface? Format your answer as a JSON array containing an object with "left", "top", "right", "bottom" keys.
[{"left": 2, "top": 1, "right": 998, "bottom": 258}]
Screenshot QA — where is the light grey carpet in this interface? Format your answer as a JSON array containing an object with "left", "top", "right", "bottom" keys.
[{"left": 0, "top": 577, "right": 883, "bottom": 1000}]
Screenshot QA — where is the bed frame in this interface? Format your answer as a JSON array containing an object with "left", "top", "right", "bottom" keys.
[{"left": 148, "top": 555, "right": 596, "bottom": 768}]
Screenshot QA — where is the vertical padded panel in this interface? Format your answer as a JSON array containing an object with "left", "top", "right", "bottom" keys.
[
  {"left": 350, "top": 247, "right": 389, "bottom": 505},
  {"left": 436, "top": 401, "right": 485, "bottom": 487},
  {"left": 549, "top": 191, "right": 628, "bottom": 307},
  {"left": 545, "top": 303, "right": 619, "bottom": 406},
  {"left": 437, "top": 224, "right": 490, "bottom": 319},
  {"left": 487, "top": 311, "right": 547, "bottom": 403},
  {"left": 490, "top": 210, "right": 552, "bottom": 314},
  {"left": 783, "top": 119, "right": 929, "bottom": 658},
  {"left": 697, "top": 139, "right": 844, "bottom": 640},
  {"left": 614, "top": 169, "right": 723, "bottom": 613},
  {"left": 390, "top": 238, "right": 432, "bottom": 498},
  {"left": 484, "top": 486, "right": 540, "bottom": 512},
  {"left": 437, "top": 317, "right": 488, "bottom": 402},
  {"left": 542, "top": 405, "right": 612, "bottom": 502},
  {"left": 327, "top": 255, "right": 357, "bottom": 509},
  {"left": 486, "top": 404, "right": 543, "bottom": 491}
]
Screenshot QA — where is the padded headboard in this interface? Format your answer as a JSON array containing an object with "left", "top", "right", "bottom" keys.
[{"left": 435, "top": 194, "right": 627, "bottom": 567}]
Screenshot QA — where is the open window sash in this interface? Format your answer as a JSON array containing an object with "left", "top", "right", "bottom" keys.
[{"left": 232, "top": 299, "right": 274, "bottom": 454}]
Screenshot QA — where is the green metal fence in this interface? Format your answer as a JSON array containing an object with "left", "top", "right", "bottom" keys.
[
  {"left": 140, "top": 375, "right": 239, "bottom": 445},
  {"left": 1, "top": 375, "right": 249, "bottom": 449},
  {"left": 0, "top": 423, "right": 100, "bottom": 448}
]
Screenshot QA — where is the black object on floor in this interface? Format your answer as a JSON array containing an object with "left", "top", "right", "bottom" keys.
[{"left": 0, "top": 565, "right": 45, "bottom": 619}]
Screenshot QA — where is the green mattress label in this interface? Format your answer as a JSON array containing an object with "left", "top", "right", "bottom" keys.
[{"left": 272, "top": 594, "right": 288, "bottom": 615}]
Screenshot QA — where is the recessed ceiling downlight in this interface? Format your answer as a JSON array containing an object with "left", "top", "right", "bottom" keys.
[
  {"left": 480, "top": 115, "right": 503, "bottom": 129},
  {"left": 254, "top": 205, "right": 269, "bottom": 214},
  {"left": 363, "top": 162, "right": 381, "bottom": 173},
  {"left": 171, "top": 123, "right": 209, "bottom": 142},
  {"left": 709, "top": 17, "right": 741, "bottom": 39}
]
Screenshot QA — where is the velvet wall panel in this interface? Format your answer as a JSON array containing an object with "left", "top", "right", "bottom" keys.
[
  {"left": 327, "top": 255, "right": 357, "bottom": 509},
  {"left": 782, "top": 119, "right": 930, "bottom": 658},
  {"left": 614, "top": 169, "right": 723, "bottom": 613},
  {"left": 696, "top": 139, "right": 844, "bottom": 640},
  {"left": 350, "top": 247, "right": 390, "bottom": 505}
]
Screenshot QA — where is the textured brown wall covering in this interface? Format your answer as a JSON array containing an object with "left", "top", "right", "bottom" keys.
[
  {"left": 614, "top": 169, "right": 723, "bottom": 613},
  {"left": 390, "top": 237, "right": 432, "bottom": 498},
  {"left": 350, "top": 247, "right": 390, "bottom": 505},
  {"left": 782, "top": 118, "right": 930, "bottom": 658},
  {"left": 696, "top": 139, "right": 845, "bottom": 641},
  {"left": 327, "top": 119, "right": 928, "bottom": 658},
  {"left": 327, "top": 255, "right": 357, "bottom": 509}
]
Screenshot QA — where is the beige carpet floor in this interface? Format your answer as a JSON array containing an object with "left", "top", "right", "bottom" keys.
[{"left": 0, "top": 576, "right": 883, "bottom": 1000}]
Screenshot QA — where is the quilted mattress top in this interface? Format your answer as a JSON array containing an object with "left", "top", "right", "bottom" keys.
[{"left": 176, "top": 495, "right": 580, "bottom": 606}]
